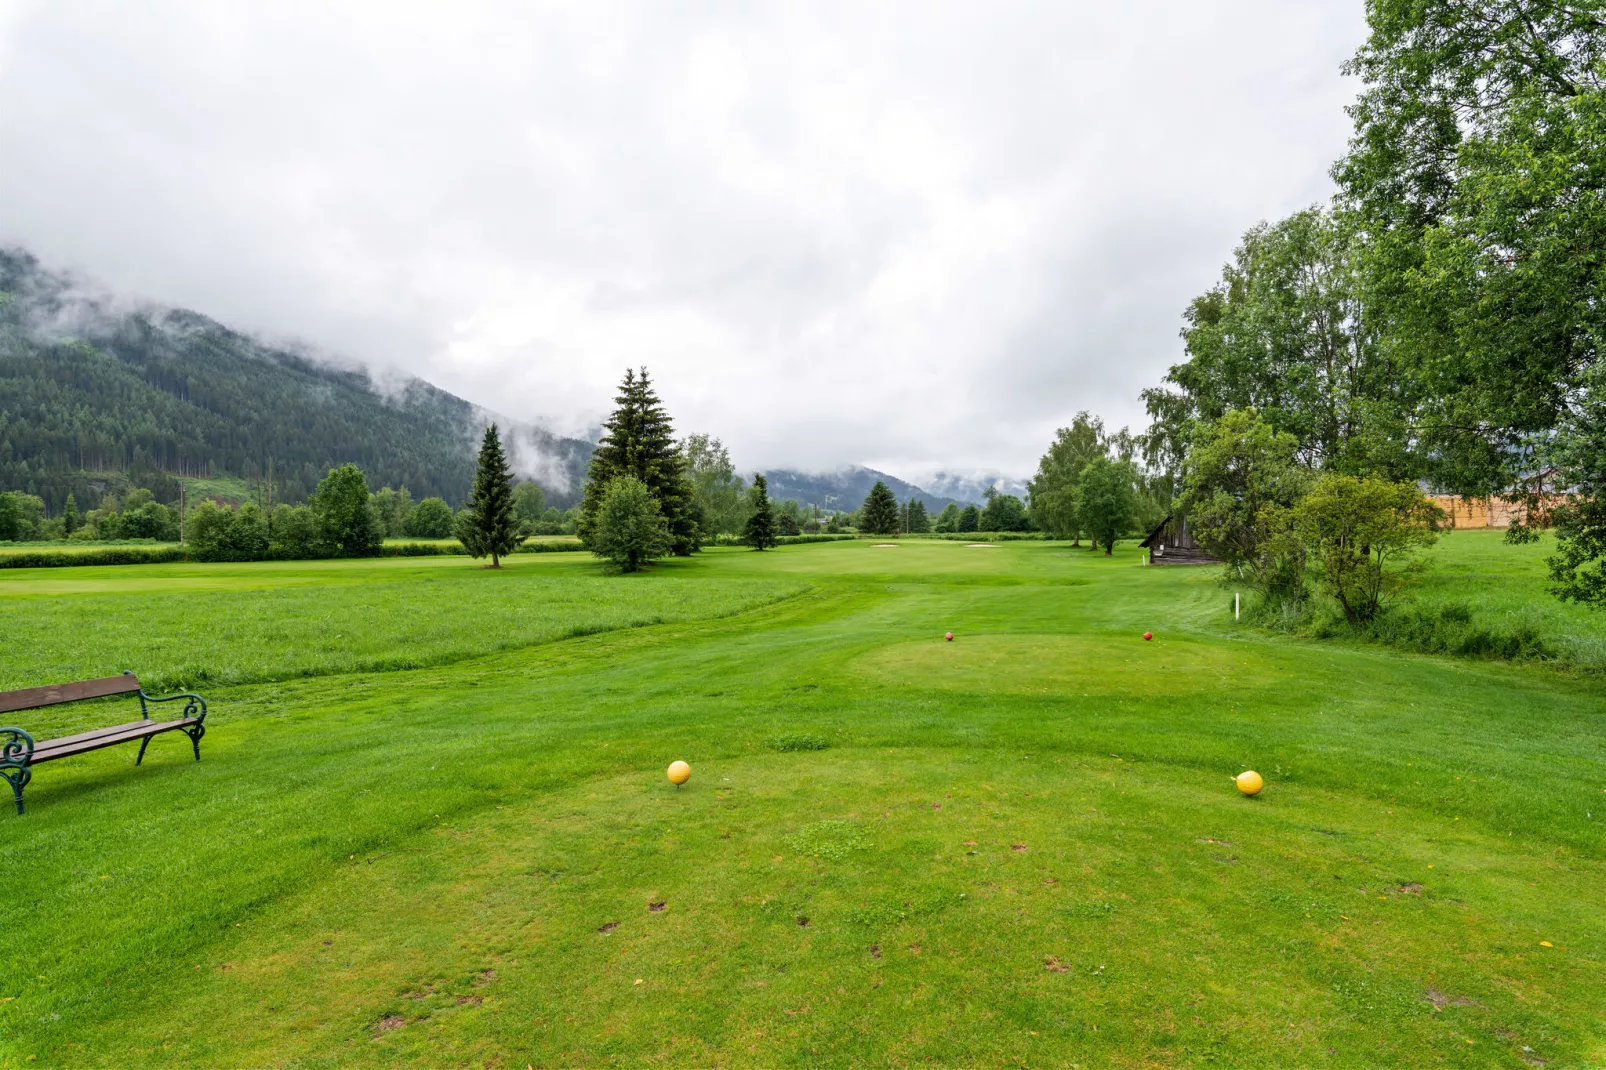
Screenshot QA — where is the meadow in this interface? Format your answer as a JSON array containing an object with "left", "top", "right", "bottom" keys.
[{"left": 0, "top": 535, "right": 1602, "bottom": 1067}]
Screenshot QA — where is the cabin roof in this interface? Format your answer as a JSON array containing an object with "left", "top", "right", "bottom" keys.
[{"left": 1138, "top": 515, "right": 1173, "bottom": 549}]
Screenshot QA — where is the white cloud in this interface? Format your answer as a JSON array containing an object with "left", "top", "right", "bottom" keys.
[{"left": 0, "top": 0, "right": 1366, "bottom": 481}]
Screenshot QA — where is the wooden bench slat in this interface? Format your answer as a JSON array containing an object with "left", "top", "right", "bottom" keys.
[
  {"left": 0, "top": 675, "right": 141, "bottom": 714},
  {"left": 30, "top": 719, "right": 198, "bottom": 764},
  {"left": 31, "top": 719, "right": 159, "bottom": 751}
]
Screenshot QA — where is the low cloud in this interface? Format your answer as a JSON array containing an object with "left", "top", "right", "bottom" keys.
[{"left": 0, "top": 1, "right": 1366, "bottom": 479}]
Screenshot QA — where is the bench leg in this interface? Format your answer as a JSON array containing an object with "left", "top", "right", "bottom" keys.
[
  {"left": 183, "top": 723, "right": 206, "bottom": 761},
  {"left": 136, "top": 736, "right": 152, "bottom": 766},
  {"left": 1, "top": 767, "right": 28, "bottom": 816}
]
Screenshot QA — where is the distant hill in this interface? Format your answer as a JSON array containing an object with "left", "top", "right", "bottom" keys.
[
  {"left": 0, "top": 248, "right": 592, "bottom": 513},
  {"left": 760, "top": 466, "right": 963, "bottom": 514}
]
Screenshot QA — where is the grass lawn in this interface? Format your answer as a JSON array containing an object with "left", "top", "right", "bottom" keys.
[{"left": 1, "top": 535, "right": 1603, "bottom": 1066}]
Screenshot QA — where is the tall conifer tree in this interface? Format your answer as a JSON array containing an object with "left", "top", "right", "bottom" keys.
[
  {"left": 744, "top": 473, "right": 777, "bottom": 550},
  {"left": 461, "top": 423, "right": 519, "bottom": 567},
  {"left": 578, "top": 368, "right": 700, "bottom": 555},
  {"left": 860, "top": 481, "right": 900, "bottom": 536}
]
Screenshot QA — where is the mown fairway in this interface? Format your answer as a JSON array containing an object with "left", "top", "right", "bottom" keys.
[{"left": 1, "top": 538, "right": 1603, "bottom": 1067}]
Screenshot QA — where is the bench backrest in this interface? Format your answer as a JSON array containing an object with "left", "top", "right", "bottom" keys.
[{"left": 0, "top": 674, "right": 141, "bottom": 715}]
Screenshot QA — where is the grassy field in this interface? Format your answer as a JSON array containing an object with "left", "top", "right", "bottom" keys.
[{"left": 0, "top": 534, "right": 1603, "bottom": 1066}]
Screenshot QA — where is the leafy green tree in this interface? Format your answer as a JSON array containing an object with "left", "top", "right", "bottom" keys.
[
  {"left": 859, "top": 481, "right": 900, "bottom": 535},
  {"left": 1179, "top": 410, "right": 1313, "bottom": 602},
  {"left": 269, "top": 504, "right": 322, "bottom": 558},
  {"left": 579, "top": 368, "right": 700, "bottom": 555},
  {"left": 224, "top": 502, "right": 271, "bottom": 559},
  {"left": 775, "top": 499, "right": 804, "bottom": 536},
  {"left": 1292, "top": 475, "right": 1441, "bottom": 625},
  {"left": 372, "top": 486, "right": 414, "bottom": 538},
  {"left": 459, "top": 424, "right": 520, "bottom": 568},
  {"left": 311, "top": 463, "right": 383, "bottom": 557},
  {"left": 684, "top": 434, "right": 747, "bottom": 535},
  {"left": 1075, "top": 457, "right": 1138, "bottom": 555},
  {"left": 1142, "top": 211, "right": 1412, "bottom": 480},
  {"left": 407, "top": 497, "right": 455, "bottom": 538},
  {"left": 528, "top": 505, "right": 571, "bottom": 536},
  {"left": 61, "top": 494, "right": 79, "bottom": 535},
  {"left": 980, "top": 489, "right": 1030, "bottom": 532},
  {"left": 744, "top": 473, "right": 778, "bottom": 550},
  {"left": 122, "top": 499, "right": 178, "bottom": 540},
  {"left": 933, "top": 503, "right": 961, "bottom": 533},
  {"left": 183, "top": 500, "right": 231, "bottom": 558},
  {"left": 1028, "top": 412, "right": 1107, "bottom": 543},
  {"left": 1336, "top": 0, "right": 1605, "bottom": 497},
  {"left": 1524, "top": 362, "right": 1606, "bottom": 605},
  {"left": 512, "top": 481, "right": 546, "bottom": 532},
  {"left": 1332, "top": 2, "right": 1606, "bottom": 602},
  {"left": 957, "top": 504, "right": 980, "bottom": 533},
  {"left": 592, "top": 475, "right": 671, "bottom": 572}
]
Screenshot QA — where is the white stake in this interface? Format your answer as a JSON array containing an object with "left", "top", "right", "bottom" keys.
[{"left": 1235, "top": 592, "right": 1240, "bottom": 620}]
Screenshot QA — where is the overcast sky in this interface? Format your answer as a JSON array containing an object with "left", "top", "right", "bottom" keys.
[{"left": 0, "top": 1, "right": 1365, "bottom": 483}]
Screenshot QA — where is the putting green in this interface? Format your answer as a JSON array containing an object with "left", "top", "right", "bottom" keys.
[{"left": 856, "top": 632, "right": 1284, "bottom": 697}]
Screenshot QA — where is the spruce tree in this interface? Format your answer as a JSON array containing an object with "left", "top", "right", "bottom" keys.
[
  {"left": 62, "top": 493, "right": 79, "bottom": 535},
  {"left": 860, "top": 481, "right": 901, "bottom": 536},
  {"left": 461, "top": 423, "right": 520, "bottom": 567},
  {"left": 744, "top": 473, "right": 777, "bottom": 550},
  {"left": 578, "top": 368, "right": 700, "bottom": 555}
]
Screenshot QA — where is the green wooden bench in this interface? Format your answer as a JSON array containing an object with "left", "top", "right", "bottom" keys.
[{"left": 0, "top": 672, "right": 208, "bottom": 815}]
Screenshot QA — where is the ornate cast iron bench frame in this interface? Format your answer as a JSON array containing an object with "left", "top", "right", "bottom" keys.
[{"left": 0, "top": 672, "right": 208, "bottom": 815}]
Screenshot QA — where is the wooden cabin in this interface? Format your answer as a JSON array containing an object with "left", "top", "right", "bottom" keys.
[{"left": 1139, "top": 516, "right": 1219, "bottom": 566}]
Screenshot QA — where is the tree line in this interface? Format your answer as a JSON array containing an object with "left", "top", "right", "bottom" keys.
[{"left": 1128, "top": 1, "right": 1606, "bottom": 616}]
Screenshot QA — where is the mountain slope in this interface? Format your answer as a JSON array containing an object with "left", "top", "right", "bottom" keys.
[
  {"left": 760, "top": 466, "right": 962, "bottom": 513},
  {"left": 0, "top": 249, "right": 591, "bottom": 512}
]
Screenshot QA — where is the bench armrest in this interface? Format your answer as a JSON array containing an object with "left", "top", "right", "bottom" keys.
[
  {"left": 137, "top": 690, "right": 207, "bottom": 724},
  {"left": 1, "top": 727, "right": 34, "bottom": 767}
]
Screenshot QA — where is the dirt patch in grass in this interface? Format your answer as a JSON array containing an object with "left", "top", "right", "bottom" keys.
[{"left": 598, "top": 922, "right": 619, "bottom": 934}]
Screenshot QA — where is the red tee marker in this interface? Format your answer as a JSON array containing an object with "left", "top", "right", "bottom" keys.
[
  {"left": 944, "top": 632, "right": 954, "bottom": 641},
  {"left": 1143, "top": 632, "right": 1153, "bottom": 641}
]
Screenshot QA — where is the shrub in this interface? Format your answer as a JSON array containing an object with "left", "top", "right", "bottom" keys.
[
  {"left": 270, "top": 504, "right": 323, "bottom": 559},
  {"left": 312, "top": 464, "right": 384, "bottom": 557},
  {"left": 592, "top": 475, "right": 672, "bottom": 572},
  {"left": 0, "top": 545, "right": 188, "bottom": 569},
  {"left": 407, "top": 497, "right": 456, "bottom": 538},
  {"left": 1291, "top": 475, "right": 1441, "bottom": 624}
]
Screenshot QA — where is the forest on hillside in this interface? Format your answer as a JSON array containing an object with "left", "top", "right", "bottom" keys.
[{"left": 0, "top": 249, "right": 592, "bottom": 514}]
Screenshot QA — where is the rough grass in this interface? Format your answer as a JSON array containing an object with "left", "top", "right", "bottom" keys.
[
  {"left": 0, "top": 553, "right": 804, "bottom": 696},
  {"left": 1, "top": 538, "right": 1603, "bottom": 1067},
  {"left": 1250, "top": 530, "right": 1606, "bottom": 671}
]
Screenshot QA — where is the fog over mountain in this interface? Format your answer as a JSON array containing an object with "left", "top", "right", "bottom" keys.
[{"left": 0, "top": 1, "right": 1365, "bottom": 483}]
